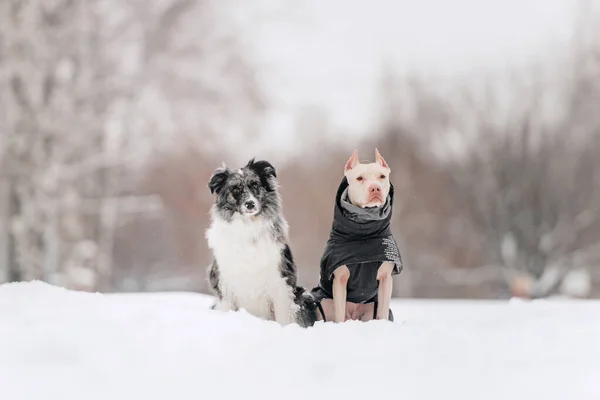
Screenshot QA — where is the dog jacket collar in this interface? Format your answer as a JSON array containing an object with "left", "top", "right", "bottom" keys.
[
  {"left": 339, "top": 186, "right": 392, "bottom": 223},
  {"left": 312, "top": 177, "right": 403, "bottom": 304}
]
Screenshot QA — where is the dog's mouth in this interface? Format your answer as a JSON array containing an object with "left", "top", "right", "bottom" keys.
[
  {"left": 242, "top": 208, "right": 261, "bottom": 216},
  {"left": 364, "top": 195, "right": 384, "bottom": 207}
]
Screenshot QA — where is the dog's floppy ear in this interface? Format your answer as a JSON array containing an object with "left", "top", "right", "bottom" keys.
[
  {"left": 345, "top": 149, "right": 360, "bottom": 172},
  {"left": 208, "top": 165, "right": 230, "bottom": 195},
  {"left": 246, "top": 158, "right": 277, "bottom": 178}
]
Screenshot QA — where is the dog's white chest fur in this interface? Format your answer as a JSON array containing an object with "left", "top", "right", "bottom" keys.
[{"left": 206, "top": 214, "right": 295, "bottom": 323}]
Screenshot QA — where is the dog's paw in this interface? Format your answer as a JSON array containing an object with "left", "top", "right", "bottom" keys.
[{"left": 211, "top": 299, "right": 236, "bottom": 312}]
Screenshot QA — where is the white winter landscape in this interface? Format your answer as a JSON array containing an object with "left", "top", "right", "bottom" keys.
[
  {"left": 2, "top": 1, "right": 600, "bottom": 398},
  {"left": 1, "top": 281, "right": 598, "bottom": 400}
]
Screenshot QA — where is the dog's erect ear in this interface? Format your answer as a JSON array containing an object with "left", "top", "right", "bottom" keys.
[
  {"left": 345, "top": 149, "right": 360, "bottom": 172},
  {"left": 246, "top": 158, "right": 277, "bottom": 178},
  {"left": 208, "top": 166, "right": 230, "bottom": 195},
  {"left": 375, "top": 148, "right": 389, "bottom": 169}
]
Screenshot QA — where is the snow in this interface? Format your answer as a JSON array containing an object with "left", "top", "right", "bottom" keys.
[{"left": 1, "top": 281, "right": 599, "bottom": 400}]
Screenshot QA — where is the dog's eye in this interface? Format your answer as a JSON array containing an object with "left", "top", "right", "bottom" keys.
[
  {"left": 250, "top": 182, "right": 260, "bottom": 191},
  {"left": 356, "top": 176, "right": 363, "bottom": 182},
  {"left": 231, "top": 187, "right": 241, "bottom": 196},
  {"left": 380, "top": 174, "right": 387, "bottom": 179}
]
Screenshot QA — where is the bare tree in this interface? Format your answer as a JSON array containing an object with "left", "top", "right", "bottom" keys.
[
  {"left": 449, "top": 126, "right": 600, "bottom": 297},
  {"left": 0, "top": 0, "right": 99, "bottom": 286},
  {"left": 0, "top": 0, "right": 265, "bottom": 291},
  {"left": 437, "top": 35, "right": 600, "bottom": 297}
]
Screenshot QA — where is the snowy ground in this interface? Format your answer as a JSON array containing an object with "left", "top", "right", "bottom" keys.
[{"left": 1, "top": 281, "right": 599, "bottom": 400}]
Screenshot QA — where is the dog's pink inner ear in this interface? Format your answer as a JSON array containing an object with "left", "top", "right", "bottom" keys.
[
  {"left": 345, "top": 150, "right": 360, "bottom": 172},
  {"left": 375, "top": 148, "right": 389, "bottom": 169}
]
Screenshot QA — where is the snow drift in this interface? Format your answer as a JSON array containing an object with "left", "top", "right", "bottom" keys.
[{"left": 0, "top": 281, "right": 599, "bottom": 400}]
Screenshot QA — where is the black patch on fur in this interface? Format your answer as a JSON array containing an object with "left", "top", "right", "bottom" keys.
[
  {"left": 280, "top": 244, "right": 298, "bottom": 287},
  {"left": 293, "top": 287, "right": 318, "bottom": 328},
  {"left": 246, "top": 158, "right": 277, "bottom": 191},
  {"left": 208, "top": 167, "right": 230, "bottom": 195},
  {"left": 207, "top": 258, "right": 222, "bottom": 299},
  {"left": 281, "top": 245, "right": 318, "bottom": 327}
]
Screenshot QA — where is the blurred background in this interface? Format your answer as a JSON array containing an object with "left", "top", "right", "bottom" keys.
[{"left": 1, "top": 0, "right": 599, "bottom": 299}]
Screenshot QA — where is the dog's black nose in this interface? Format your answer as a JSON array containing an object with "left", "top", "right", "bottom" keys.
[{"left": 245, "top": 200, "right": 255, "bottom": 210}]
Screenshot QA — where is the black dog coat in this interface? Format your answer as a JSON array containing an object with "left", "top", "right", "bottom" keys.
[{"left": 311, "top": 177, "right": 403, "bottom": 308}]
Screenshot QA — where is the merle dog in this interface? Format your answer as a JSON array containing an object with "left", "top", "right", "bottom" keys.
[{"left": 205, "top": 158, "right": 317, "bottom": 327}]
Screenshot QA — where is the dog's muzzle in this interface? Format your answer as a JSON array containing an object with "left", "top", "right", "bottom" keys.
[{"left": 241, "top": 197, "right": 260, "bottom": 215}]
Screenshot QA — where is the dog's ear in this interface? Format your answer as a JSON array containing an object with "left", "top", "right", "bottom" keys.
[
  {"left": 208, "top": 165, "right": 230, "bottom": 195},
  {"left": 345, "top": 149, "right": 360, "bottom": 172},
  {"left": 375, "top": 148, "right": 389, "bottom": 169},
  {"left": 246, "top": 158, "right": 277, "bottom": 178}
]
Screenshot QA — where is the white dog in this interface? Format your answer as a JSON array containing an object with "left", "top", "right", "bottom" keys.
[{"left": 311, "top": 149, "right": 403, "bottom": 322}]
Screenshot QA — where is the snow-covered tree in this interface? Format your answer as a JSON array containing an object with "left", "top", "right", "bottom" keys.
[
  {"left": 0, "top": 0, "right": 263, "bottom": 290},
  {"left": 0, "top": 0, "right": 103, "bottom": 286}
]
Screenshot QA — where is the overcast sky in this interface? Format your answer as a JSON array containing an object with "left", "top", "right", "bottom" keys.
[{"left": 230, "top": 0, "right": 579, "bottom": 160}]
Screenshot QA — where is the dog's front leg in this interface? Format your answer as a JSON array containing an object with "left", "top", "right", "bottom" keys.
[
  {"left": 332, "top": 265, "right": 350, "bottom": 323},
  {"left": 270, "top": 284, "right": 295, "bottom": 326},
  {"left": 272, "top": 297, "right": 294, "bottom": 326},
  {"left": 376, "top": 262, "right": 394, "bottom": 320}
]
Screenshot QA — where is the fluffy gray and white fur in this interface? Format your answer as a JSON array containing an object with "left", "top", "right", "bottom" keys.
[{"left": 205, "top": 158, "right": 317, "bottom": 328}]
